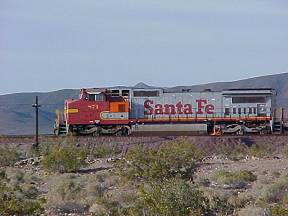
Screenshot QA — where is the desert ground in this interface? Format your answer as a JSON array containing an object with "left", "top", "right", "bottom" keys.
[{"left": 0, "top": 135, "right": 288, "bottom": 215}]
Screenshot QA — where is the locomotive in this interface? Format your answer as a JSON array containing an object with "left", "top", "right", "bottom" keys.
[{"left": 54, "top": 87, "right": 286, "bottom": 136}]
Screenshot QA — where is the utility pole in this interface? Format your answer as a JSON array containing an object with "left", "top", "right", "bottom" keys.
[{"left": 32, "top": 96, "right": 41, "bottom": 148}]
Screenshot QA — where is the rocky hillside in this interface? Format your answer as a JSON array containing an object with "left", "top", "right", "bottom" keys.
[{"left": 0, "top": 73, "right": 287, "bottom": 135}]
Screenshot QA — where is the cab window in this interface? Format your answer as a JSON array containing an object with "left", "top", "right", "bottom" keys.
[
  {"left": 224, "top": 108, "right": 230, "bottom": 115},
  {"left": 122, "top": 90, "right": 130, "bottom": 96},
  {"left": 97, "top": 94, "right": 104, "bottom": 101},
  {"left": 88, "top": 93, "right": 105, "bottom": 101},
  {"left": 88, "top": 94, "right": 95, "bottom": 101}
]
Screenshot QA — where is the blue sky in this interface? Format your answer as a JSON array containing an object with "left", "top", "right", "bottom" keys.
[{"left": 1, "top": 0, "right": 288, "bottom": 94}]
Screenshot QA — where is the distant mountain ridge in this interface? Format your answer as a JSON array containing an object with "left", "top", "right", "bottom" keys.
[
  {"left": 0, "top": 73, "right": 287, "bottom": 135},
  {"left": 134, "top": 82, "right": 152, "bottom": 88}
]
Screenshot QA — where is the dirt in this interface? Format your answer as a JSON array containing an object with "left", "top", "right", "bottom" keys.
[
  {"left": 1, "top": 134, "right": 287, "bottom": 147},
  {"left": 1, "top": 135, "right": 288, "bottom": 215},
  {"left": 195, "top": 156, "right": 288, "bottom": 193}
]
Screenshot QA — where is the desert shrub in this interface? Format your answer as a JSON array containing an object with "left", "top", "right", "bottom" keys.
[
  {"left": 211, "top": 195, "right": 235, "bottom": 215},
  {"left": 138, "top": 178, "right": 211, "bottom": 216},
  {"left": 260, "top": 175, "right": 288, "bottom": 204},
  {"left": 211, "top": 169, "right": 257, "bottom": 186},
  {"left": 197, "top": 176, "right": 210, "bottom": 187},
  {"left": 21, "top": 184, "right": 39, "bottom": 199},
  {"left": 5, "top": 168, "right": 42, "bottom": 193},
  {"left": 89, "top": 196, "right": 127, "bottom": 216},
  {"left": 47, "top": 175, "right": 82, "bottom": 200},
  {"left": 272, "top": 171, "right": 281, "bottom": 178},
  {"left": 89, "top": 180, "right": 139, "bottom": 215},
  {"left": 283, "top": 146, "right": 288, "bottom": 159},
  {"left": 4, "top": 168, "right": 25, "bottom": 188},
  {"left": 116, "top": 139, "right": 201, "bottom": 181},
  {"left": 47, "top": 174, "right": 110, "bottom": 213},
  {"left": 0, "top": 146, "right": 20, "bottom": 166},
  {"left": 0, "top": 194, "right": 43, "bottom": 216},
  {"left": 42, "top": 144, "right": 87, "bottom": 173},
  {"left": 237, "top": 170, "right": 257, "bottom": 182},
  {"left": 248, "top": 144, "right": 271, "bottom": 158},
  {"left": 238, "top": 207, "right": 271, "bottom": 216},
  {"left": 0, "top": 171, "right": 44, "bottom": 216},
  {"left": 270, "top": 205, "right": 288, "bottom": 216},
  {"left": 209, "top": 192, "right": 248, "bottom": 215},
  {"left": 219, "top": 144, "right": 248, "bottom": 161},
  {"left": 92, "top": 196, "right": 133, "bottom": 216},
  {"left": 19, "top": 200, "right": 44, "bottom": 215},
  {"left": 227, "top": 194, "right": 247, "bottom": 209},
  {"left": 91, "top": 145, "right": 121, "bottom": 158},
  {"left": 0, "top": 169, "right": 6, "bottom": 180},
  {"left": 46, "top": 174, "right": 86, "bottom": 213}
]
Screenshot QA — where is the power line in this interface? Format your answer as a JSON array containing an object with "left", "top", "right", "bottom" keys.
[{"left": 39, "top": 107, "right": 56, "bottom": 121}]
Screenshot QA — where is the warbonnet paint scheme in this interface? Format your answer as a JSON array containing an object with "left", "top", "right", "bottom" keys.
[{"left": 54, "top": 87, "right": 285, "bottom": 136}]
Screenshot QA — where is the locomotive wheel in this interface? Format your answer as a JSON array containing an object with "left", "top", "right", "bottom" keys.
[
  {"left": 115, "top": 127, "right": 125, "bottom": 136},
  {"left": 115, "top": 130, "right": 123, "bottom": 136},
  {"left": 92, "top": 131, "right": 100, "bottom": 137},
  {"left": 92, "top": 128, "right": 101, "bottom": 136},
  {"left": 115, "top": 127, "right": 130, "bottom": 136},
  {"left": 122, "top": 126, "right": 131, "bottom": 136},
  {"left": 237, "top": 130, "right": 244, "bottom": 135}
]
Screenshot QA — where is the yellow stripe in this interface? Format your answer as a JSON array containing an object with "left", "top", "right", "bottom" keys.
[{"left": 65, "top": 108, "right": 79, "bottom": 114}]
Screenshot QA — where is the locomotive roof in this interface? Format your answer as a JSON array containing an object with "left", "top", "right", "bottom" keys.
[
  {"left": 223, "top": 88, "right": 275, "bottom": 91},
  {"left": 84, "top": 87, "right": 275, "bottom": 95}
]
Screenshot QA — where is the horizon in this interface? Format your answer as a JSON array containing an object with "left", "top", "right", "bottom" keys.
[{"left": 0, "top": 71, "right": 286, "bottom": 95}]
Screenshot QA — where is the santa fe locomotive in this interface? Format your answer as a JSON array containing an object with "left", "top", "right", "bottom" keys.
[{"left": 54, "top": 87, "right": 288, "bottom": 136}]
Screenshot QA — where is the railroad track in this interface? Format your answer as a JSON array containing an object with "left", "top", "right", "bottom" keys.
[
  {"left": 0, "top": 133, "right": 287, "bottom": 139},
  {"left": 0, "top": 133, "right": 287, "bottom": 143},
  {"left": 0, "top": 134, "right": 287, "bottom": 156}
]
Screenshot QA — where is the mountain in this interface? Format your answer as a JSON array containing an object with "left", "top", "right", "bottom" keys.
[
  {"left": 0, "top": 73, "right": 287, "bottom": 135},
  {"left": 0, "top": 89, "right": 78, "bottom": 135},
  {"left": 134, "top": 82, "right": 154, "bottom": 89}
]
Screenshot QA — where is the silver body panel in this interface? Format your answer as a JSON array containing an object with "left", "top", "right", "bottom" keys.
[
  {"left": 107, "top": 88, "right": 274, "bottom": 120},
  {"left": 132, "top": 123, "right": 207, "bottom": 132}
]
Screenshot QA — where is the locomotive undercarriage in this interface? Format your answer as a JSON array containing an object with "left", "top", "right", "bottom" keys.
[
  {"left": 54, "top": 111, "right": 272, "bottom": 136},
  {"left": 212, "top": 121, "right": 271, "bottom": 135},
  {"left": 67, "top": 124, "right": 131, "bottom": 136},
  {"left": 54, "top": 121, "right": 271, "bottom": 136}
]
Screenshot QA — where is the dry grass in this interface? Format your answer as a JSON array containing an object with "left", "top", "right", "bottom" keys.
[
  {"left": 259, "top": 175, "right": 288, "bottom": 204},
  {"left": 46, "top": 172, "right": 118, "bottom": 214},
  {"left": 0, "top": 146, "right": 20, "bottom": 166},
  {"left": 211, "top": 169, "right": 257, "bottom": 186},
  {"left": 41, "top": 144, "right": 87, "bottom": 173}
]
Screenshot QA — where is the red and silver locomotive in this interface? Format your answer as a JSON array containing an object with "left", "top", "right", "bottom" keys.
[{"left": 54, "top": 87, "right": 282, "bottom": 136}]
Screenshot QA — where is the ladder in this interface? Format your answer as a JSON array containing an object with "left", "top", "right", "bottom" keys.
[
  {"left": 273, "top": 108, "right": 283, "bottom": 134},
  {"left": 53, "top": 110, "right": 67, "bottom": 135}
]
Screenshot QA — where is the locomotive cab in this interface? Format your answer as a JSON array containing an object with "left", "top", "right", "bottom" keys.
[{"left": 54, "top": 89, "right": 130, "bottom": 136}]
